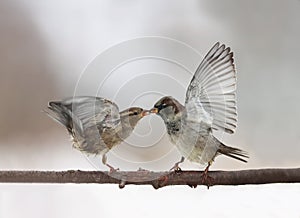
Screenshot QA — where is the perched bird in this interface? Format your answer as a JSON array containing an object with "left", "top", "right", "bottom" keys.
[
  {"left": 151, "top": 42, "right": 248, "bottom": 182},
  {"left": 45, "top": 96, "right": 149, "bottom": 171}
]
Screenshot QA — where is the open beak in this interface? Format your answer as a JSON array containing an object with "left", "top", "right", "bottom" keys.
[
  {"left": 141, "top": 110, "right": 150, "bottom": 117},
  {"left": 150, "top": 108, "right": 158, "bottom": 114}
]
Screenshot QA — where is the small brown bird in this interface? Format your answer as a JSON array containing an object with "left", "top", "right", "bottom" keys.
[
  {"left": 45, "top": 96, "right": 149, "bottom": 171},
  {"left": 151, "top": 42, "right": 248, "bottom": 182}
]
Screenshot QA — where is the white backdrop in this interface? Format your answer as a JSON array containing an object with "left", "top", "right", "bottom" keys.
[{"left": 0, "top": 0, "right": 300, "bottom": 217}]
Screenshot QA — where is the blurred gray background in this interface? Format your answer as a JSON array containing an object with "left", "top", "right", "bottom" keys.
[{"left": 0, "top": 1, "right": 300, "bottom": 217}]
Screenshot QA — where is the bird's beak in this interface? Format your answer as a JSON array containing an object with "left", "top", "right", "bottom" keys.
[
  {"left": 150, "top": 108, "right": 158, "bottom": 114},
  {"left": 141, "top": 110, "right": 150, "bottom": 117}
]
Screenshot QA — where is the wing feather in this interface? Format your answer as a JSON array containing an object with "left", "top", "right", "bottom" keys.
[
  {"left": 60, "top": 96, "right": 121, "bottom": 131},
  {"left": 185, "top": 42, "right": 237, "bottom": 134}
]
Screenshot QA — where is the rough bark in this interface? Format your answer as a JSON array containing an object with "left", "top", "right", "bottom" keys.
[{"left": 1, "top": 168, "right": 300, "bottom": 189}]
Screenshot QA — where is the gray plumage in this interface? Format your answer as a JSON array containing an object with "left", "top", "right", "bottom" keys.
[
  {"left": 45, "top": 96, "right": 148, "bottom": 170},
  {"left": 152, "top": 42, "right": 248, "bottom": 169}
]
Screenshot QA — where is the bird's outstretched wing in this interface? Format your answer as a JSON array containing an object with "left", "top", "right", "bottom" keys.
[
  {"left": 185, "top": 42, "right": 237, "bottom": 134},
  {"left": 47, "top": 96, "right": 121, "bottom": 134}
]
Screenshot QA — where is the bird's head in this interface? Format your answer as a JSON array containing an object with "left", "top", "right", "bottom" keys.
[
  {"left": 150, "top": 96, "right": 184, "bottom": 123},
  {"left": 120, "top": 107, "right": 149, "bottom": 128}
]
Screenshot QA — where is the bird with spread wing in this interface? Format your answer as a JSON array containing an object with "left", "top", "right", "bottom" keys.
[
  {"left": 151, "top": 42, "right": 248, "bottom": 182},
  {"left": 45, "top": 96, "right": 149, "bottom": 171}
]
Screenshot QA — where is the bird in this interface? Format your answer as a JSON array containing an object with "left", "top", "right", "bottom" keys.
[
  {"left": 45, "top": 96, "right": 149, "bottom": 171},
  {"left": 150, "top": 42, "right": 248, "bottom": 183}
]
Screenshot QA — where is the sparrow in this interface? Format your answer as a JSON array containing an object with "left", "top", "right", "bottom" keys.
[
  {"left": 151, "top": 42, "right": 248, "bottom": 182},
  {"left": 45, "top": 96, "right": 149, "bottom": 171}
]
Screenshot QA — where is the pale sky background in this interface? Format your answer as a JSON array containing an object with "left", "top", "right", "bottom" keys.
[{"left": 0, "top": 0, "right": 300, "bottom": 217}]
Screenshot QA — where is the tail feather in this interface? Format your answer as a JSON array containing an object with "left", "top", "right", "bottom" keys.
[{"left": 218, "top": 144, "right": 249, "bottom": 163}]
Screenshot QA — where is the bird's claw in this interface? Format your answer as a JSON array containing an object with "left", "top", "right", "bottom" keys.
[
  {"left": 109, "top": 167, "right": 119, "bottom": 173},
  {"left": 200, "top": 172, "right": 214, "bottom": 189},
  {"left": 169, "top": 157, "right": 185, "bottom": 172},
  {"left": 106, "top": 164, "right": 119, "bottom": 173},
  {"left": 170, "top": 165, "right": 182, "bottom": 173}
]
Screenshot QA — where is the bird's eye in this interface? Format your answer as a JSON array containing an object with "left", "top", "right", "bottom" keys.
[
  {"left": 159, "top": 103, "right": 167, "bottom": 109},
  {"left": 133, "top": 112, "right": 138, "bottom": 115}
]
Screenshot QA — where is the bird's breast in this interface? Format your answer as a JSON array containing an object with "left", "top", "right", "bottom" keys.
[{"left": 169, "top": 125, "right": 219, "bottom": 164}]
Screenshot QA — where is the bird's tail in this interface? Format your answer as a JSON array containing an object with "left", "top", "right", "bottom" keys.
[
  {"left": 218, "top": 143, "right": 249, "bottom": 163},
  {"left": 44, "top": 101, "right": 74, "bottom": 134}
]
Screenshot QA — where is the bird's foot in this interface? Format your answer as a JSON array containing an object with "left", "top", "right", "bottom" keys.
[
  {"left": 169, "top": 157, "right": 185, "bottom": 173},
  {"left": 200, "top": 171, "right": 214, "bottom": 189},
  {"left": 200, "top": 163, "right": 214, "bottom": 189},
  {"left": 169, "top": 164, "right": 182, "bottom": 173},
  {"left": 106, "top": 164, "right": 119, "bottom": 173},
  {"left": 109, "top": 167, "right": 119, "bottom": 173}
]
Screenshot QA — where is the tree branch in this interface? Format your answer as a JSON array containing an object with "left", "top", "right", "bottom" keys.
[{"left": 0, "top": 168, "right": 300, "bottom": 189}]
